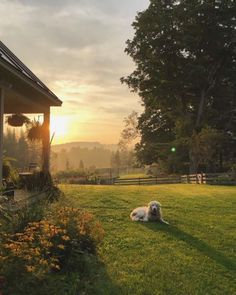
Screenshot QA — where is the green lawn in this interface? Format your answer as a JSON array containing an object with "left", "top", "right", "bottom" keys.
[
  {"left": 119, "top": 173, "right": 149, "bottom": 179},
  {"left": 60, "top": 184, "right": 236, "bottom": 295}
]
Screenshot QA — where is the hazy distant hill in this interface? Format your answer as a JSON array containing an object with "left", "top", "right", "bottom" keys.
[
  {"left": 52, "top": 141, "right": 118, "bottom": 153},
  {"left": 51, "top": 141, "right": 118, "bottom": 171}
]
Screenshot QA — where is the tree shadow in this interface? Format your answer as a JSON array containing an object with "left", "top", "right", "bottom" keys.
[
  {"left": 3, "top": 256, "right": 121, "bottom": 295},
  {"left": 141, "top": 222, "right": 236, "bottom": 272},
  {"left": 78, "top": 256, "right": 122, "bottom": 295}
]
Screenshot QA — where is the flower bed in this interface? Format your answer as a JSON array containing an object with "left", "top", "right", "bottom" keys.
[{"left": 0, "top": 204, "right": 104, "bottom": 294}]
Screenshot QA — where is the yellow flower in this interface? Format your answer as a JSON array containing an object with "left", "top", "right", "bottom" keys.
[
  {"left": 26, "top": 265, "right": 35, "bottom": 272},
  {"left": 50, "top": 263, "right": 60, "bottom": 270},
  {"left": 62, "top": 235, "right": 70, "bottom": 241},
  {"left": 39, "top": 259, "right": 48, "bottom": 265},
  {"left": 58, "top": 244, "right": 65, "bottom": 250},
  {"left": 34, "top": 247, "right": 41, "bottom": 255},
  {"left": 23, "top": 255, "right": 32, "bottom": 261}
]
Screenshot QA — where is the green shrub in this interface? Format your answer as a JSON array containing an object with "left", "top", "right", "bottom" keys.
[
  {"left": 9, "top": 201, "right": 47, "bottom": 233},
  {"left": 2, "top": 155, "right": 18, "bottom": 184},
  {"left": 0, "top": 205, "right": 104, "bottom": 294},
  {"left": 50, "top": 207, "right": 104, "bottom": 272},
  {"left": 19, "top": 171, "right": 64, "bottom": 203}
]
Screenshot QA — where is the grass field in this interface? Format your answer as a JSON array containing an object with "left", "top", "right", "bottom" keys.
[
  {"left": 60, "top": 184, "right": 236, "bottom": 295},
  {"left": 118, "top": 173, "right": 149, "bottom": 179}
]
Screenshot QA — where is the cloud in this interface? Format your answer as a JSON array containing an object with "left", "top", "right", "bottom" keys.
[{"left": 0, "top": 0, "right": 149, "bottom": 143}]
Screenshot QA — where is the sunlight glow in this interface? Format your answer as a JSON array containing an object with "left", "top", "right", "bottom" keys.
[{"left": 50, "top": 116, "right": 68, "bottom": 138}]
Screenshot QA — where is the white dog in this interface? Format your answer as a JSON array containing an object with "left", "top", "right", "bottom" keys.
[{"left": 130, "top": 200, "right": 169, "bottom": 224}]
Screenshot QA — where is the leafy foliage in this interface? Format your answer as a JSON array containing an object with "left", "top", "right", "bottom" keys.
[
  {"left": 0, "top": 204, "right": 104, "bottom": 294},
  {"left": 2, "top": 153, "right": 18, "bottom": 182},
  {"left": 190, "top": 126, "right": 227, "bottom": 172},
  {"left": 122, "top": 0, "right": 236, "bottom": 173},
  {"left": 19, "top": 171, "right": 64, "bottom": 203},
  {"left": 26, "top": 120, "right": 45, "bottom": 142},
  {"left": 118, "top": 111, "right": 140, "bottom": 150}
]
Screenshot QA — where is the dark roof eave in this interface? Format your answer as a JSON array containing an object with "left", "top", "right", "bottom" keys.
[{"left": 0, "top": 56, "right": 62, "bottom": 107}]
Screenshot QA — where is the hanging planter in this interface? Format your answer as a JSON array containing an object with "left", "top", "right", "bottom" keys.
[
  {"left": 26, "top": 120, "right": 45, "bottom": 142},
  {"left": 6, "top": 113, "right": 30, "bottom": 127}
]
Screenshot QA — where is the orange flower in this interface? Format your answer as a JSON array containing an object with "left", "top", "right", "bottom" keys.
[
  {"left": 61, "top": 235, "right": 70, "bottom": 241},
  {"left": 57, "top": 244, "right": 65, "bottom": 250},
  {"left": 26, "top": 265, "right": 36, "bottom": 272}
]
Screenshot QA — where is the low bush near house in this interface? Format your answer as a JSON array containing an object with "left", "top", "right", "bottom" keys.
[
  {"left": 49, "top": 207, "right": 104, "bottom": 272},
  {"left": 0, "top": 206, "right": 104, "bottom": 294},
  {"left": 19, "top": 171, "right": 64, "bottom": 203},
  {"left": 8, "top": 201, "right": 47, "bottom": 233}
]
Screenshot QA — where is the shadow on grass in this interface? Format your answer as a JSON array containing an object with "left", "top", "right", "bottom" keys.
[
  {"left": 141, "top": 222, "right": 236, "bottom": 272},
  {"left": 78, "top": 257, "right": 122, "bottom": 295},
  {"left": 2, "top": 256, "right": 121, "bottom": 295}
]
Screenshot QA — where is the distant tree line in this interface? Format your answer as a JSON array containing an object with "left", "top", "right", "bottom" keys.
[
  {"left": 3, "top": 129, "right": 41, "bottom": 170},
  {"left": 110, "top": 149, "right": 138, "bottom": 170},
  {"left": 51, "top": 146, "right": 138, "bottom": 173}
]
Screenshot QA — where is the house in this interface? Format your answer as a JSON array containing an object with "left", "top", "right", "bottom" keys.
[{"left": 0, "top": 41, "right": 62, "bottom": 185}]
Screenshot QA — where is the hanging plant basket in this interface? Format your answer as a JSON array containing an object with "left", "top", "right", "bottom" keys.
[
  {"left": 6, "top": 113, "right": 30, "bottom": 127},
  {"left": 27, "top": 120, "right": 45, "bottom": 142}
]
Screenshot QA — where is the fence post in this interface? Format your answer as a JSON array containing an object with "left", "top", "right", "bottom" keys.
[
  {"left": 202, "top": 173, "right": 206, "bottom": 184},
  {"left": 187, "top": 174, "right": 190, "bottom": 183}
]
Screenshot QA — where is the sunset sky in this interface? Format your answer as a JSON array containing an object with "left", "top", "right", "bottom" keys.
[{"left": 0, "top": 0, "right": 149, "bottom": 144}]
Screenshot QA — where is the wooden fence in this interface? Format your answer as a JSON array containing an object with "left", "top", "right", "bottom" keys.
[
  {"left": 181, "top": 173, "right": 236, "bottom": 185},
  {"left": 56, "top": 173, "right": 236, "bottom": 186},
  {"left": 114, "top": 173, "right": 236, "bottom": 186},
  {"left": 114, "top": 176, "right": 181, "bottom": 185}
]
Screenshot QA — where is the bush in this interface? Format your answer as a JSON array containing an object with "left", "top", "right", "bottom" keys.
[
  {"left": 19, "top": 171, "right": 64, "bottom": 203},
  {"left": 0, "top": 206, "right": 104, "bottom": 294},
  {"left": 0, "top": 220, "right": 63, "bottom": 278},
  {"left": 9, "top": 201, "right": 47, "bottom": 233},
  {"left": 50, "top": 207, "right": 104, "bottom": 271},
  {"left": 2, "top": 155, "right": 18, "bottom": 184}
]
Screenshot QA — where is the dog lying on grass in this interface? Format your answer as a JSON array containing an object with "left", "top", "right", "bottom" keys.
[{"left": 130, "top": 200, "right": 169, "bottom": 224}]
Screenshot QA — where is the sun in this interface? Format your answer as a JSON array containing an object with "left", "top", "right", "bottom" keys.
[{"left": 50, "top": 116, "right": 68, "bottom": 138}]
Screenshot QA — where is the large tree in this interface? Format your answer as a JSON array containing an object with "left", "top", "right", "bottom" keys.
[{"left": 122, "top": 0, "right": 236, "bottom": 173}]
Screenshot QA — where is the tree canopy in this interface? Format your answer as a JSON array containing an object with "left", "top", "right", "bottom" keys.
[{"left": 122, "top": 0, "right": 236, "bottom": 173}]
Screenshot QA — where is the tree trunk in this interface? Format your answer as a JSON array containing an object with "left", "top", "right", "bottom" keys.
[
  {"left": 189, "top": 149, "right": 198, "bottom": 174},
  {"left": 219, "top": 152, "right": 223, "bottom": 172},
  {"left": 196, "top": 90, "right": 206, "bottom": 129}
]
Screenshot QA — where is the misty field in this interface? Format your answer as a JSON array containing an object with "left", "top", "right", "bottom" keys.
[{"left": 60, "top": 184, "right": 236, "bottom": 295}]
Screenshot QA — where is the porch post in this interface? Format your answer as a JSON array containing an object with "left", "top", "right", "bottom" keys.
[
  {"left": 42, "top": 107, "right": 50, "bottom": 172},
  {"left": 0, "top": 88, "right": 4, "bottom": 186}
]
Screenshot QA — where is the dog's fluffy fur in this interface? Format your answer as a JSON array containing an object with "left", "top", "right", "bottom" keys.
[{"left": 130, "top": 200, "right": 169, "bottom": 224}]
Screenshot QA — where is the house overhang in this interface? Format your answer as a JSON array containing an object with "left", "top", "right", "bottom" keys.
[
  {"left": 0, "top": 41, "right": 63, "bottom": 183},
  {"left": 0, "top": 57, "right": 62, "bottom": 114}
]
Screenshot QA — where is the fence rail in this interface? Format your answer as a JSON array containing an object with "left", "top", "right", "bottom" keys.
[
  {"left": 56, "top": 172, "right": 236, "bottom": 186},
  {"left": 181, "top": 173, "right": 236, "bottom": 185},
  {"left": 114, "top": 176, "right": 181, "bottom": 186},
  {"left": 114, "top": 173, "right": 236, "bottom": 186}
]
